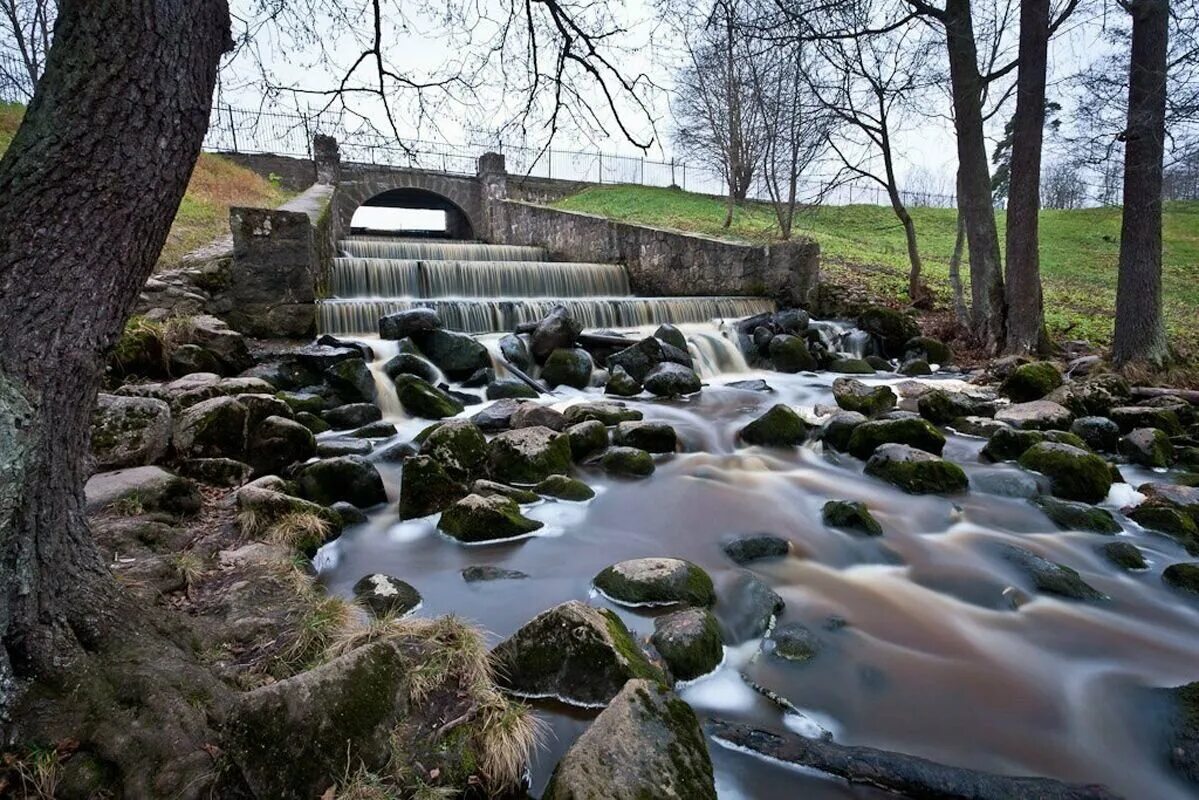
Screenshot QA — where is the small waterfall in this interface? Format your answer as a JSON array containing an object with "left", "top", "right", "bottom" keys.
[
  {"left": 365, "top": 339, "right": 405, "bottom": 419},
  {"left": 687, "top": 327, "right": 751, "bottom": 376},
  {"left": 810, "top": 319, "right": 875, "bottom": 359},
  {"left": 340, "top": 237, "right": 546, "bottom": 262},
  {"left": 331, "top": 258, "right": 421, "bottom": 297},
  {"left": 330, "top": 258, "right": 630, "bottom": 299}
]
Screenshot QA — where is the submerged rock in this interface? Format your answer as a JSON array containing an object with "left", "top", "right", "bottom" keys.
[
  {"left": 1127, "top": 504, "right": 1199, "bottom": 553},
  {"left": 594, "top": 558, "right": 715, "bottom": 607},
  {"left": 1097, "top": 541, "right": 1147, "bottom": 570},
  {"left": 833, "top": 378, "right": 896, "bottom": 417},
  {"left": 1018, "top": 442, "right": 1112, "bottom": 503},
  {"left": 488, "top": 426, "right": 572, "bottom": 483},
  {"left": 739, "top": 404, "right": 808, "bottom": 447},
  {"left": 994, "top": 542, "right": 1107, "bottom": 601},
  {"left": 462, "top": 565, "right": 528, "bottom": 582},
  {"left": 717, "top": 570, "right": 784, "bottom": 642},
  {"left": 822, "top": 500, "right": 883, "bottom": 536},
  {"left": 1163, "top": 562, "right": 1199, "bottom": 595},
  {"left": 438, "top": 493, "right": 544, "bottom": 543},
  {"left": 492, "top": 601, "right": 664, "bottom": 706},
  {"left": 542, "top": 679, "right": 716, "bottom": 800},
  {"left": 1032, "top": 496, "right": 1121, "bottom": 533},
  {"left": 864, "top": 444, "right": 968, "bottom": 494},
  {"left": 398, "top": 455, "right": 467, "bottom": 520},
  {"left": 767, "top": 622, "right": 822, "bottom": 662},
  {"left": 352, "top": 573, "right": 421, "bottom": 618},
  {"left": 652, "top": 608, "right": 724, "bottom": 681},
  {"left": 721, "top": 533, "right": 790, "bottom": 564},
  {"left": 847, "top": 417, "right": 946, "bottom": 460}
]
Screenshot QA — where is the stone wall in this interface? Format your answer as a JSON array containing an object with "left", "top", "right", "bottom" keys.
[
  {"left": 216, "top": 152, "right": 317, "bottom": 193},
  {"left": 491, "top": 200, "right": 820, "bottom": 305}
]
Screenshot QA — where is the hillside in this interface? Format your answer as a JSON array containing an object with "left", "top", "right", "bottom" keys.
[
  {"left": 0, "top": 103, "right": 292, "bottom": 270},
  {"left": 554, "top": 184, "right": 1199, "bottom": 355}
]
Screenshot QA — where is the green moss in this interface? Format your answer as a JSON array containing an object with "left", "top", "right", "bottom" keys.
[
  {"left": 394, "top": 375, "right": 463, "bottom": 419},
  {"left": 1001, "top": 361, "right": 1063, "bottom": 402},
  {"left": 599, "top": 446, "right": 655, "bottom": 477},
  {"left": 1033, "top": 496, "right": 1121, "bottom": 533},
  {"left": 738, "top": 404, "right": 808, "bottom": 447},
  {"left": 828, "top": 358, "right": 875, "bottom": 374},
  {"left": 593, "top": 559, "right": 715, "bottom": 607},
  {"left": 1130, "top": 505, "right": 1199, "bottom": 554},
  {"left": 650, "top": 609, "right": 722, "bottom": 681},
  {"left": 857, "top": 306, "right": 920, "bottom": 357},
  {"left": 438, "top": 493, "right": 543, "bottom": 543},
  {"left": 1097, "top": 541, "right": 1147, "bottom": 570},
  {"left": 904, "top": 336, "right": 952, "bottom": 364},
  {"left": 847, "top": 417, "right": 945, "bottom": 460},
  {"left": 767, "top": 334, "right": 815, "bottom": 372},
  {"left": 864, "top": 448, "right": 968, "bottom": 494},
  {"left": 600, "top": 610, "right": 666, "bottom": 684},
  {"left": 1018, "top": 442, "right": 1113, "bottom": 503},
  {"left": 1163, "top": 562, "right": 1199, "bottom": 595},
  {"left": 534, "top": 474, "right": 595, "bottom": 501},
  {"left": 822, "top": 500, "right": 883, "bottom": 535}
]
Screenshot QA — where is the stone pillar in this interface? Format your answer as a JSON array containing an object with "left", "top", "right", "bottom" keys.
[
  {"left": 314, "top": 134, "right": 340, "bottom": 185},
  {"left": 218, "top": 207, "right": 317, "bottom": 338},
  {"left": 477, "top": 151, "right": 508, "bottom": 243}
]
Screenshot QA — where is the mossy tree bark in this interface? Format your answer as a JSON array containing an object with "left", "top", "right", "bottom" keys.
[
  {"left": 0, "top": 0, "right": 230, "bottom": 715},
  {"left": 1113, "top": 0, "right": 1170, "bottom": 367}
]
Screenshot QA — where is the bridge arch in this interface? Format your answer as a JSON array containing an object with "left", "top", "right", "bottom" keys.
[{"left": 331, "top": 166, "right": 485, "bottom": 241}]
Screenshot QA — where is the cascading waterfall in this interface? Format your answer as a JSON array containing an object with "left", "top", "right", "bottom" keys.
[{"left": 319, "top": 237, "right": 776, "bottom": 336}]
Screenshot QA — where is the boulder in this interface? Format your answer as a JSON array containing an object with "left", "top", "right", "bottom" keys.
[
  {"left": 542, "top": 679, "right": 715, "bottom": 800},
  {"left": 399, "top": 456, "right": 467, "bottom": 520},
  {"left": 1110, "top": 405, "right": 1183, "bottom": 435},
  {"left": 382, "top": 352, "right": 439, "bottom": 384},
  {"left": 91, "top": 394, "right": 172, "bottom": 470},
  {"left": 294, "top": 343, "right": 362, "bottom": 373},
  {"left": 499, "top": 333, "right": 533, "bottom": 371},
  {"left": 420, "top": 419, "right": 488, "bottom": 481},
  {"left": 1070, "top": 416, "right": 1121, "bottom": 452},
  {"left": 767, "top": 622, "right": 821, "bottom": 662},
  {"left": 1120, "top": 427, "right": 1174, "bottom": 468},
  {"left": 492, "top": 601, "right": 664, "bottom": 706},
  {"left": 832, "top": 378, "right": 896, "bottom": 417},
  {"left": 317, "top": 438, "right": 373, "bottom": 458},
  {"left": 994, "top": 543, "right": 1107, "bottom": 601},
  {"left": 1139, "top": 483, "right": 1199, "bottom": 523},
  {"left": 534, "top": 474, "right": 595, "bottom": 501},
  {"left": 297, "top": 456, "right": 387, "bottom": 508},
  {"left": 411, "top": 329, "right": 491, "bottom": 380},
  {"left": 350, "top": 421, "right": 397, "bottom": 439},
  {"left": 950, "top": 416, "right": 1009, "bottom": 438},
  {"left": 738, "top": 404, "right": 807, "bottom": 447},
  {"left": 471, "top": 398, "right": 524, "bottom": 432},
  {"left": 917, "top": 389, "right": 996, "bottom": 425},
  {"left": 488, "top": 426, "right": 572, "bottom": 483},
  {"left": 847, "top": 417, "right": 946, "bottom": 460},
  {"left": 994, "top": 400, "right": 1074, "bottom": 431},
  {"left": 542, "top": 347, "right": 594, "bottom": 389},
  {"left": 716, "top": 570, "right": 784, "bottom": 642},
  {"left": 1018, "top": 442, "right": 1112, "bottom": 503},
  {"left": 864, "top": 444, "right": 968, "bottom": 494},
  {"left": 510, "top": 403, "right": 567, "bottom": 431},
  {"left": 654, "top": 323, "right": 690, "bottom": 350},
  {"left": 394, "top": 375, "right": 465, "bottom": 420},
  {"left": 594, "top": 558, "right": 715, "bottom": 607},
  {"left": 1126, "top": 505, "right": 1199, "bottom": 554},
  {"left": 819, "top": 410, "right": 867, "bottom": 452},
  {"left": 352, "top": 574, "right": 421, "bottom": 618},
  {"left": 721, "top": 533, "right": 789, "bottom": 565},
  {"left": 84, "top": 466, "right": 202, "bottom": 515},
  {"left": 614, "top": 421, "right": 678, "bottom": 453},
  {"left": 462, "top": 565, "right": 529, "bottom": 582},
  {"left": 331, "top": 501, "right": 368, "bottom": 526},
  {"left": 378, "top": 307, "right": 441, "bottom": 339},
  {"left": 486, "top": 378, "right": 539, "bottom": 400},
  {"left": 768, "top": 334, "right": 816, "bottom": 372},
  {"left": 531, "top": 306, "right": 583, "bottom": 363},
  {"left": 567, "top": 420, "right": 609, "bottom": 461},
  {"left": 178, "top": 457, "right": 254, "bottom": 488},
  {"left": 247, "top": 415, "right": 316, "bottom": 475},
  {"left": 652, "top": 608, "right": 723, "bottom": 681},
  {"left": 169, "top": 343, "right": 222, "bottom": 376},
  {"left": 857, "top": 306, "right": 920, "bottom": 357},
  {"left": 563, "top": 401, "right": 643, "bottom": 426},
  {"left": 599, "top": 446, "right": 656, "bottom": 477},
  {"left": 1163, "top": 562, "right": 1199, "bottom": 595},
  {"left": 438, "top": 493, "right": 543, "bottom": 543},
  {"left": 324, "top": 358, "right": 376, "bottom": 404},
  {"left": 981, "top": 427, "right": 1046, "bottom": 462},
  {"left": 1032, "top": 496, "right": 1121, "bottom": 534},
  {"left": 185, "top": 315, "right": 254, "bottom": 373},
  {"left": 1048, "top": 373, "right": 1131, "bottom": 417},
  {"left": 472, "top": 479, "right": 540, "bottom": 504},
  {"left": 643, "top": 362, "right": 702, "bottom": 397},
  {"left": 321, "top": 402, "right": 382, "bottom": 430},
  {"left": 277, "top": 390, "right": 330, "bottom": 415},
  {"left": 903, "top": 336, "right": 952, "bottom": 365},
  {"left": 1000, "top": 361, "right": 1063, "bottom": 402},
  {"left": 238, "top": 394, "right": 295, "bottom": 431},
  {"left": 173, "top": 396, "right": 248, "bottom": 458},
  {"left": 1098, "top": 541, "right": 1147, "bottom": 570},
  {"left": 898, "top": 358, "right": 932, "bottom": 376},
  {"left": 829, "top": 358, "right": 875, "bottom": 374},
  {"left": 822, "top": 500, "right": 883, "bottom": 535},
  {"left": 605, "top": 364, "right": 643, "bottom": 397}
]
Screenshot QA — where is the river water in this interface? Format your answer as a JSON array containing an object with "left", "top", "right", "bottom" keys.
[{"left": 316, "top": 323, "right": 1199, "bottom": 799}]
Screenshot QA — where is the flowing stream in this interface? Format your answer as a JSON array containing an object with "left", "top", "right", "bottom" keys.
[{"left": 313, "top": 238, "right": 1199, "bottom": 799}]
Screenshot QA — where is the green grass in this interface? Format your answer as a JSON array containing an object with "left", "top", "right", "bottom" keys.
[
  {"left": 0, "top": 103, "right": 293, "bottom": 270},
  {"left": 554, "top": 184, "right": 1199, "bottom": 355}
]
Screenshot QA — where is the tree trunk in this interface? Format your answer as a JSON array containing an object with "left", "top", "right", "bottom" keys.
[
  {"left": 0, "top": 0, "right": 230, "bottom": 712},
  {"left": 1004, "top": 0, "right": 1051, "bottom": 354},
  {"left": 943, "top": 0, "right": 1006, "bottom": 351},
  {"left": 879, "top": 106, "right": 928, "bottom": 307},
  {"left": 949, "top": 209, "right": 971, "bottom": 326},
  {"left": 1113, "top": 0, "right": 1170, "bottom": 366}
]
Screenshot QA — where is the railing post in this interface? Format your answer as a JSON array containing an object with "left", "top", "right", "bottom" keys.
[
  {"left": 597, "top": 152, "right": 602, "bottom": 184},
  {"left": 682, "top": 163, "right": 686, "bottom": 190},
  {"left": 227, "top": 105, "right": 239, "bottom": 153},
  {"left": 640, "top": 156, "right": 645, "bottom": 185}
]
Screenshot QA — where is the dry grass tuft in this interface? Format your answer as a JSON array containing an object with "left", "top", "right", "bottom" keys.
[{"left": 264, "top": 511, "right": 333, "bottom": 554}]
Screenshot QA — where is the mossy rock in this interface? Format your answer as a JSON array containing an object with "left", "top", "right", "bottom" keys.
[
  {"left": 819, "top": 410, "right": 867, "bottom": 452},
  {"left": 420, "top": 419, "right": 488, "bottom": 481},
  {"left": 994, "top": 542, "right": 1107, "bottom": 601},
  {"left": 1000, "top": 361, "right": 1063, "bottom": 402},
  {"left": 994, "top": 400, "right": 1074, "bottom": 431},
  {"left": 411, "top": 328, "right": 491, "bottom": 380},
  {"left": 91, "top": 393, "right": 172, "bottom": 470},
  {"left": 864, "top": 444, "right": 968, "bottom": 494},
  {"left": 488, "top": 426, "right": 572, "bottom": 483},
  {"left": 1163, "top": 562, "right": 1199, "bottom": 595},
  {"left": 321, "top": 402, "right": 382, "bottom": 430},
  {"left": 294, "top": 411, "right": 331, "bottom": 434},
  {"left": 1032, "top": 496, "right": 1121, "bottom": 534},
  {"left": 612, "top": 421, "right": 677, "bottom": 453},
  {"left": 857, "top": 306, "right": 920, "bottom": 357},
  {"left": 398, "top": 455, "right": 467, "bottom": 520},
  {"left": 471, "top": 479, "right": 540, "bottom": 504},
  {"left": 1097, "top": 541, "right": 1147, "bottom": 570},
  {"left": 738, "top": 404, "right": 808, "bottom": 447},
  {"left": 829, "top": 358, "right": 875, "bottom": 374},
  {"left": 438, "top": 493, "right": 544, "bottom": 543},
  {"left": 492, "top": 601, "right": 665, "bottom": 707},
  {"left": 898, "top": 358, "right": 932, "bottom": 376},
  {"left": 542, "top": 679, "right": 716, "bottom": 800},
  {"left": 721, "top": 533, "right": 790, "bottom": 564},
  {"left": 1160, "top": 681, "right": 1199, "bottom": 784},
  {"left": 651, "top": 608, "right": 723, "bottom": 681},
  {"left": 173, "top": 396, "right": 248, "bottom": 459},
  {"left": 981, "top": 427, "right": 1045, "bottom": 462},
  {"left": 109, "top": 316, "right": 168, "bottom": 379},
  {"left": 903, "top": 336, "right": 952, "bottom": 365},
  {"left": 563, "top": 401, "right": 643, "bottom": 426},
  {"left": 542, "top": 347, "right": 594, "bottom": 389},
  {"left": 847, "top": 417, "right": 945, "bottom": 460},
  {"left": 1127, "top": 504, "right": 1199, "bottom": 554},
  {"left": 1070, "top": 416, "right": 1121, "bottom": 452},
  {"left": 394, "top": 374, "right": 465, "bottom": 420},
  {"left": 599, "top": 446, "right": 655, "bottom": 477},
  {"left": 486, "top": 378, "right": 539, "bottom": 400},
  {"left": 767, "top": 622, "right": 822, "bottom": 662},
  {"left": 352, "top": 574, "right": 421, "bottom": 618},
  {"left": 534, "top": 474, "right": 595, "bottom": 501},
  {"left": 1119, "top": 427, "right": 1174, "bottom": 468},
  {"left": 643, "top": 362, "right": 702, "bottom": 397},
  {"left": 566, "top": 419, "right": 609, "bottom": 461},
  {"left": 297, "top": 455, "right": 386, "bottom": 508},
  {"left": 1110, "top": 405, "right": 1183, "bottom": 435},
  {"left": 1018, "top": 442, "right": 1112, "bottom": 503},
  {"left": 247, "top": 415, "right": 317, "bottom": 476},
  {"left": 605, "top": 364, "right": 643, "bottom": 397},
  {"left": 832, "top": 377, "right": 896, "bottom": 417},
  {"left": 822, "top": 500, "right": 883, "bottom": 535},
  {"left": 917, "top": 389, "right": 996, "bottom": 425},
  {"left": 594, "top": 558, "right": 715, "bottom": 607},
  {"left": 767, "top": 334, "right": 815, "bottom": 372},
  {"left": 324, "top": 357, "right": 377, "bottom": 404}
]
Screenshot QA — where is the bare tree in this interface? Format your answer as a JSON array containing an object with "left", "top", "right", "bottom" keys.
[
  {"left": 1041, "top": 159, "right": 1087, "bottom": 208},
  {"left": 0, "top": 0, "right": 54, "bottom": 99}
]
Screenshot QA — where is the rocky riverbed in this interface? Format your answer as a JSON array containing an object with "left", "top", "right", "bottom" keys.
[{"left": 74, "top": 302, "right": 1199, "bottom": 799}]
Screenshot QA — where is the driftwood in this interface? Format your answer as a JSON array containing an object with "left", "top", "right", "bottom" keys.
[
  {"left": 1131, "top": 386, "right": 1199, "bottom": 405},
  {"left": 499, "top": 358, "right": 551, "bottom": 396},
  {"left": 578, "top": 332, "right": 634, "bottom": 348},
  {"left": 707, "top": 719, "right": 1121, "bottom": 800}
]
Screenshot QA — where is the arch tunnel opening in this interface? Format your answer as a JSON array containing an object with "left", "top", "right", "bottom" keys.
[{"left": 349, "top": 187, "right": 475, "bottom": 240}]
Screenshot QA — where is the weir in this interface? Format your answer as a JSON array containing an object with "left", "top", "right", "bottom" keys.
[{"left": 319, "top": 236, "right": 776, "bottom": 335}]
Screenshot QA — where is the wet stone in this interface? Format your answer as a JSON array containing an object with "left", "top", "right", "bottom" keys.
[
  {"left": 352, "top": 574, "right": 421, "bottom": 618},
  {"left": 721, "top": 533, "right": 790, "bottom": 565}
]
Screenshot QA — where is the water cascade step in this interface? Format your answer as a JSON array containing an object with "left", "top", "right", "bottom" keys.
[{"left": 318, "top": 237, "right": 776, "bottom": 335}]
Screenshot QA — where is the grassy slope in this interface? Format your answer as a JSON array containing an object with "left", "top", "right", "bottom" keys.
[
  {"left": 555, "top": 184, "right": 1199, "bottom": 355},
  {"left": 0, "top": 102, "right": 292, "bottom": 270}
]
